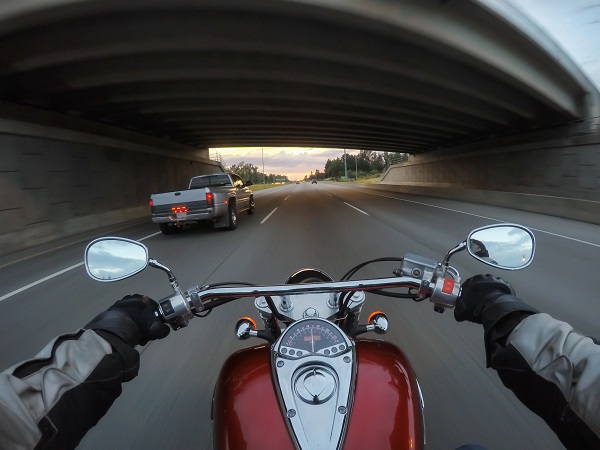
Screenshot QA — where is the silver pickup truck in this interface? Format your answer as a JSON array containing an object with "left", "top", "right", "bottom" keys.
[{"left": 150, "top": 173, "right": 254, "bottom": 234}]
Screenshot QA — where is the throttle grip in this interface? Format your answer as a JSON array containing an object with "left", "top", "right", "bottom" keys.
[{"left": 430, "top": 277, "right": 460, "bottom": 311}]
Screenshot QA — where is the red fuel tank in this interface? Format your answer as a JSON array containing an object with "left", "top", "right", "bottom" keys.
[{"left": 212, "top": 340, "right": 424, "bottom": 450}]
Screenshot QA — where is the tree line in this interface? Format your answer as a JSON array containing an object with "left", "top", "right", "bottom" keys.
[
  {"left": 227, "top": 161, "right": 289, "bottom": 184},
  {"left": 319, "top": 150, "right": 407, "bottom": 180}
]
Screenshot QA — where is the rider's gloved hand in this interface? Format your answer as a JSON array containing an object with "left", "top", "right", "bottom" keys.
[
  {"left": 455, "top": 275, "right": 538, "bottom": 366},
  {"left": 85, "top": 294, "right": 170, "bottom": 346},
  {"left": 455, "top": 274, "right": 517, "bottom": 323}
]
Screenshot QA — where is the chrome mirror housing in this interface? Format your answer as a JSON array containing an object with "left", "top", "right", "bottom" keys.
[
  {"left": 467, "top": 224, "right": 535, "bottom": 270},
  {"left": 85, "top": 237, "right": 149, "bottom": 282}
]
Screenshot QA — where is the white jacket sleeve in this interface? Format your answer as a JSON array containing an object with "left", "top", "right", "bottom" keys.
[
  {"left": 0, "top": 329, "right": 138, "bottom": 450},
  {"left": 492, "top": 313, "right": 600, "bottom": 449}
]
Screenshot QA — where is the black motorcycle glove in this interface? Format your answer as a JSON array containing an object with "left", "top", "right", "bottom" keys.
[
  {"left": 455, "top": 274, "right": 517, "bottom": 324},
  {"left": 455, "top": 275, "right": 539, "bottom": 366},
  {"left": 85, "top": 294, "right": 170, "bottom": 347}
]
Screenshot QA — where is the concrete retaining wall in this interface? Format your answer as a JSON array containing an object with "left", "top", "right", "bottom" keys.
[
  {"left": 0, "top": 106, "right": 222, "bottom": 257},
  {"left": 380, "top": 134, "right": 600, "bottom": 224}
]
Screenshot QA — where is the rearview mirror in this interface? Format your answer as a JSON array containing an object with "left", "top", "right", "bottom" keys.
[
  {"left": 85, "top": 237, "right": 149, "bottom": 282},
  {"left": 467, "top": 224, "right": 535, "bottom": 270},
  {"left": 245, "top": 180, "right": 253, "bottom": 186}
]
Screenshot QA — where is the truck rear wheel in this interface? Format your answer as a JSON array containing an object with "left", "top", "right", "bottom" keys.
[
  {"left": 227, "top": 203, "right": 237, "bottom": 230},
  {"left": 160, "top": 223, "right": 182, "bottom": 235},
  {"left": 247, "top": 196, "right": 255, "bottom": 215}
]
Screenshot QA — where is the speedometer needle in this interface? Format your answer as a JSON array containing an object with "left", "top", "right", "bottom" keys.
[{"left": 311, "top": 328, "right": 315, "bottom": 353}]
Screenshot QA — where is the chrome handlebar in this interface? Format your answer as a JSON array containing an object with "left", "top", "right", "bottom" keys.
[
  {"left": 86, "top": 223, "right": 536, "bottom": 330},
  {"left": 156, "top": 274, "right": 461, "bottom": 329}
]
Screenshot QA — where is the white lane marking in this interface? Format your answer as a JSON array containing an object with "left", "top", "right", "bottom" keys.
[
  {"left": 327, "top": 193, "right": 333, "bottom": 197},
  {"left": 0, "top": 263, "right": 84, "bottom": 302},
  {"left": 138, "top": 231, "right": 162, "bottom": 241},
  {"left": 256, "top": 185, "right": 290, "bottom": 195},
  {"left": 364, "top": 191, "right": 502, "bottom": 221},
  {"left": 344, "top": 202, "right": 369, "bottom": 216},
  {"left": 0, "top": 231, "right": 162, "bottom": 303},
  {"left": 260, "top": 207, "right": 278, "bottom": 224},
  {"left": 0, "top": 222, "right": 149, "bottom": 270},
  {"left": 527, "top": 228, "right": 600, "bottom": 249},
  {"left": 354, "top": 189, "right": 600, "bottom": 248},
  {"left": 284, "top": 196, "right": 289, "bottom": 200}
]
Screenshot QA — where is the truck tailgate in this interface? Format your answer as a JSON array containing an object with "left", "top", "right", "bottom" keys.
[
  {"left": 152, "top": 199, "right": 210, "bottom": 217},
  {"left": 151, "top": 190, "right": 210, "bottom": 220}
]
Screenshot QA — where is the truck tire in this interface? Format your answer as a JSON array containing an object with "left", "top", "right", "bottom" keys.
[
  {"left": 247, "top": 196, "right": 255, "bottom": 215},
  {"left": 159, "top": 223, "right": 172, "bottom": 235},
  {"left": 160, "top": 223, "right": 182, "bottom": 235},
  {"left": 227, "top": 202, "right": 237, "bottom": 230}
]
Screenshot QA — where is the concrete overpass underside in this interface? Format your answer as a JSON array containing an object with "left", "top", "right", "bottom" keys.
[
  {"left": 0, "top": 0, "right": 598, "bottom": 255},
  {"left": 0, "top": 0, "right": 596, "bottom": 152}
]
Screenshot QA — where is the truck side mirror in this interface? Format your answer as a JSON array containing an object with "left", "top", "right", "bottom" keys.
[{"left": 245, "top": 180, "right": 253, "bottom": 186}]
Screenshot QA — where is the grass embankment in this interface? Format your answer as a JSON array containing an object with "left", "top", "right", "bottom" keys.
[
  {"left": 355, "top": 176, "right": 382, "bottom": 184},
  {"left": 249, "top": 183, "right": 292, "bottom": 192},
  {"left": 332, "top": 175, "right": 382, "bottom": 183}
]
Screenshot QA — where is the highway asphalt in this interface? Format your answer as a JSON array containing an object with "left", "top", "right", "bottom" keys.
[{"left": 1, "top": 182, "right": 598, "bottom": 449}]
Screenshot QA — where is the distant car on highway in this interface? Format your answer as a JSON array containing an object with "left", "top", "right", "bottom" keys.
[
  {"left": 295, "top": 181, "right": 300, "bottom": 184},
  {"left": 312, "top": 179, "right": 317, "bottom": 184}
]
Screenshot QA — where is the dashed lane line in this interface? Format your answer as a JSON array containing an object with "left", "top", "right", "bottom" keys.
[
  {"left": 260, "top": 207, "right": 278, "bottom": 224},
  {"left": 344, "top": 202, "right": 369, "bottom": 216},
  {"left": 0, "top": 231, "right": 162, "bottom": 303}
]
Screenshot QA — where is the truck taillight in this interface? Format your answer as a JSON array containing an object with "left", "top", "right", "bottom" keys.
[{"left": 206, "top": 193, "right": 214, "bottom": 206}]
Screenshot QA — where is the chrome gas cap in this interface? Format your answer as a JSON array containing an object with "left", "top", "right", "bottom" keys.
[{"left": 295, "top": 366, "right": 337, "bottom": 404}]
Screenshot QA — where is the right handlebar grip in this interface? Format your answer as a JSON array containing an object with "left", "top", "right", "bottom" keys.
[{"left": 430, "top": 277, "right": 460, "bottom": 309}]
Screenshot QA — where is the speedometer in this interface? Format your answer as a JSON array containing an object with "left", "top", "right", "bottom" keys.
[
  {"left": 271, "top": 317, "right": 356, "bottom": 449},
  {"left": 279, "top": 318, "right": 347, "bottom": 357}
]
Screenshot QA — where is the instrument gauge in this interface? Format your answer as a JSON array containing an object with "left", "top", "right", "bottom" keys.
[{"left": 280, "top": 318, "right": 345, "bottom": 356}]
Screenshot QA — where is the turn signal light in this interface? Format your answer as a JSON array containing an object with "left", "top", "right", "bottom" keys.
[
  {"left": 367, "top": 311, "right": 385, "bottom": 323},
  {"left": 235, "top": 317, "right": 257, "bottom": 340},
  {"left": 241, "top": 316, "right": 257, "bottom": 328},
  {"left": 367, "top": 311, "right": 389, "bottom": 335}
]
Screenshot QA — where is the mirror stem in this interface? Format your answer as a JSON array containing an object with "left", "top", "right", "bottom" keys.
[
  {"left": 443, "top": 241, "right": 467, "bottom": 267},
  {"left": 149, "top": 259, "right": 184, "bottom": 296}
]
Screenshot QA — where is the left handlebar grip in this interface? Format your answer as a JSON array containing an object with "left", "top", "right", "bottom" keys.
[
  {"left": 157, "top": 293, "right": 193, "bottom": 329},
  {"left": 154, "top": 309, "right": 167, "bottom": 323}
]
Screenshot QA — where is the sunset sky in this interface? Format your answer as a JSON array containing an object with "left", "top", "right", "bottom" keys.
[
  {"left": 213, "top": 1, "right": 600, "bottom": 179},
  {"left": 212, "top": 147, "right": 362, "bottom": 180}
]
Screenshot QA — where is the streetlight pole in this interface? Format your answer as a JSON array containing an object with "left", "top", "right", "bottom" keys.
[
  {"left": 355, "top": 151, "right": 358, "bottom": 181},
  {"left": 262, "top": 147, "right": 266, "bottom": 184},
  {"left": 343, "top": 148, "right": 347, "bottom": 179}
]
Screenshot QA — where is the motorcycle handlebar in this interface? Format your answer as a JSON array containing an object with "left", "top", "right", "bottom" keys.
[{"left": 156, "top": 275, "right": 460, "bottom": 328}]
